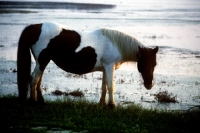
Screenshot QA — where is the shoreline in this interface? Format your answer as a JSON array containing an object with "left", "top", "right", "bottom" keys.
[{"left": 0, "top": 1, "right": 116, "bottom": 10}]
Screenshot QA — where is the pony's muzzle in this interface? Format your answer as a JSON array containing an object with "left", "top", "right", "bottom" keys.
[{"left": 144, "top": 80, "right": 154, "bottom": 90}]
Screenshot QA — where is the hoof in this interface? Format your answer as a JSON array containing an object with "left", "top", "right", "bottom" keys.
[
  {"left": 29, "top": 98, "right": 37, "bottom": 105},
  {"left": 37, "top": 97, "right": 45, "bottom": 105},
  {"left": 99, "top": 102, "right": 106, "bottom": 106},
  {"left": 108, "top": 103, "right": 115, "bottom": 109},
  {"left": 99, "top": 98, "right": 106, "bottom": 106}
]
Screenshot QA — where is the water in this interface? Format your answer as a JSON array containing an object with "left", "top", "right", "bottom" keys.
[
  {"left": 1, "top": 0, "right": 200, "bottom": 49},
  {"left": 0, "top": 0, "right": 200, "bottom": 110}
]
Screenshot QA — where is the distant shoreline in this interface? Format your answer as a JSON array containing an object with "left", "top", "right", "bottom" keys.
[{"left": 0, "top": 1, "right": 116, "bottom": 10}]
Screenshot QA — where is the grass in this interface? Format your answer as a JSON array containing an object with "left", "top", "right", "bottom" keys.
[{"left": 0, "top": 96, "right": 199, "bottom": 133}]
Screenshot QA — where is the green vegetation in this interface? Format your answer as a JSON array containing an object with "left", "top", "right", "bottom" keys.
[{"left": 0, "top": 96, "right": 199, "bottom": 133}]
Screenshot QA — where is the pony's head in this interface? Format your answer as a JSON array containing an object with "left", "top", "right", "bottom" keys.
[{"left": 137, "top": 46, "right": 158, "bottom": 90}]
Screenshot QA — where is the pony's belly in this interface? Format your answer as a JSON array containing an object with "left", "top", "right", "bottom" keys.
[
  {"left": 50, "top": 46, "right": 97, "bottom": 75},
  {"left": 53, "top": 60, "right": 94, "bottom": 75}
]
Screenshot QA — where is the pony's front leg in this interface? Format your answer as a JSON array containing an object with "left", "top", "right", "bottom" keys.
[
  {"left": 30, "top": 65, "right": 43, "bottom": 104},
  {"left": 104, "top": 64, "right": 115, "bottom": 108},
  {"left": 99, "top": 70, "right": 107, "bottom": 106}
]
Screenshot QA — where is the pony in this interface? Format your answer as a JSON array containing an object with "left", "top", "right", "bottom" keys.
[{"left": 17, "top": 22, "right": 158, "bottom": 107}]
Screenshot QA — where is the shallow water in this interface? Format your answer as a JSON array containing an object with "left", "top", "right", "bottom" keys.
[
  {"left": 0, "top": 0, "right": 200, "bottom": 110},
  {"left": 1, "top": 0, "right": 200, "bottom": 55}
]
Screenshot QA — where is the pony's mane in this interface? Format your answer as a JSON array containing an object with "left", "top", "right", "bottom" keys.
[{"left": 100, "top": 28, "right": 146, "bottom": 61}]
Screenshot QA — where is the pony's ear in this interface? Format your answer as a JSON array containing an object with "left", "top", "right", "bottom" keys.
[{"left": 153, "top": 46, "right": 158, "bottom": 54}]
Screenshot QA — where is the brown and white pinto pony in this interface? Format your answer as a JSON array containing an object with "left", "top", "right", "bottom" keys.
[{"left": 17, "top": 22, "right": 158, "bottom": 107}]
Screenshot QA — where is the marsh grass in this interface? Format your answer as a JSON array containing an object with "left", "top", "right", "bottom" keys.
[
  {"left": 155, "top": 89, "right": 178, "bottom": 103},
  {"left": 0, "top": 96, "right": 199, "bottom": 133}
]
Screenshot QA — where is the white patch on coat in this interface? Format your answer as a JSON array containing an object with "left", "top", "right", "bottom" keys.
[{"left": 75, "top": 30, "right": 122, "bottom": 70}]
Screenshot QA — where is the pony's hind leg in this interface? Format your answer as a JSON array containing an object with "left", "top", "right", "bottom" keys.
[
  {"left": 31, "top": 48, "right": 50, "bottom": 104},
  {"left": 30, "top": 64, "right": 43, "bottom": 104},
  {"left": 36, "top": 74, "right": 44, "bottom": 104}
]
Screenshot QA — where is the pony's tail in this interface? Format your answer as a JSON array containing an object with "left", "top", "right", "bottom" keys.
[
  {"left": 17, "top": 24, "right": 42, "bottom": 102},
  {"left": 17, "top": 27, "right": 32, "bottom": 102}
]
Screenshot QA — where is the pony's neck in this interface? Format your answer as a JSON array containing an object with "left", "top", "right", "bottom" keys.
[{"left": 101, "top": 28, "right": 146, "bottom": 62}]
